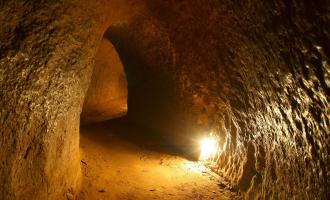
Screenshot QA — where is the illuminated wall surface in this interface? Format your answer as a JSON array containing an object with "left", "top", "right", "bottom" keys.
[{"left": 0, "top": 0, "right": 329, "bottom": 199}]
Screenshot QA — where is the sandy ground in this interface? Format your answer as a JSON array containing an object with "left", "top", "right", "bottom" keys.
[{"left": 78, "top": 120, "right": 240, "bottom": 200}]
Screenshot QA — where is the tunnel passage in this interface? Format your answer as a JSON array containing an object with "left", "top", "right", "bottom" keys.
[
  {"left": 0, "top": 0, "right": 329, "bottom": 199},
  {"left": 81, "top": 31, "right": 128, "bottom": 124},
  {"left": 80, "top": 24, "right": 194, "bottom": 158},
  {"left": 83, "top": 2, "right": 330, "bottom": 199},
  {"left": 102, "top": 23, "right": 204, "bottom": 160}
]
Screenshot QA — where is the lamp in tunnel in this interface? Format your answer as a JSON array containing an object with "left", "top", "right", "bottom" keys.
[{"left": 199, "top": 136, "right": 218, "bottom": 161}]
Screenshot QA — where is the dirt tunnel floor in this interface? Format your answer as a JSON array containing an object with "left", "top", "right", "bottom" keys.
[{"left": 78, "top": 120, "right": 241, "bottom": 200}]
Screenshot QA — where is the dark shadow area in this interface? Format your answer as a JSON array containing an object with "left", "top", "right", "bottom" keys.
[
  {"left": 103, "top": 25, "right": 178, "bottom": 128},
  {"left": 81, "top": 116, "right": 184, "bottom": 157},
  {"left": 104, "top": 26, "right": 199, "bottom": 160}
]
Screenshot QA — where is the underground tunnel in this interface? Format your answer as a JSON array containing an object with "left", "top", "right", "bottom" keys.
[{"left": 0, "top": 0, "right": 329, "bottom": 200}]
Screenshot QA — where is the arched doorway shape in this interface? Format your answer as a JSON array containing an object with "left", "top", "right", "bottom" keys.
[{"left": 81, "top": 33, "right": 128, "bottom": 124}]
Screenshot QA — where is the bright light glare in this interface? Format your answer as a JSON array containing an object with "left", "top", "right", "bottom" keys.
[{"left": 199, "top": 137, "right": 218, "bottom": 161}]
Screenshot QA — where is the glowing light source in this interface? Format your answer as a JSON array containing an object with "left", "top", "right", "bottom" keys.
[{"left": 199, "top": 137, "right": 218, "bottom": 161}]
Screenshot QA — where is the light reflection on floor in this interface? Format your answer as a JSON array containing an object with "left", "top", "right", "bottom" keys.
[{"left": 78, "top": 123, "right": 238, "bottom": 200}]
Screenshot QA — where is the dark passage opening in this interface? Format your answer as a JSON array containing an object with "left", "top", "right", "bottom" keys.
[
  {"left": 80, "top": 25, "right": 182, "bottom": 157},
  {"left": 80, "top": 32, "right": 128, "bottom": 125},
  {"left": 76, "top": 25, "right": 236, "bottom": 200}
]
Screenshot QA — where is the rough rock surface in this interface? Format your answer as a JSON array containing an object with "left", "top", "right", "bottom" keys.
[
  {"left": 0, "top": 1, "right": 95, "bottom": 199},
  {"left": 107, "top": 1, "right": 330, "bottom": 199},
  {"left": 0, "top": 0, "right": 329, "bottom": 199},
  {"left": 0, "top": 0, "right": 138, "bottom": 199}
]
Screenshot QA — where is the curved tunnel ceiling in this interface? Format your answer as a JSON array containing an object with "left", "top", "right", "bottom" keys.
[{"left": 0, "top": 0, "right": 329, "bottom": 199}]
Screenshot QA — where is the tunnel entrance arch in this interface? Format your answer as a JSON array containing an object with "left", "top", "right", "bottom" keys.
[
  {"left": 80, "top": 23, "right": 200, "bottom": 160},
  {"left": 81, "top": 29, "right": 128, "bottom": 124}
]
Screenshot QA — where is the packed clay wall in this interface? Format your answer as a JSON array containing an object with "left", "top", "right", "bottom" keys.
[
  {"left": 0, "top": 0, "right": 328, "bottom": 199},
  {"left": 0, "top": 1, "right": 93, "bottom": 199},
  {"left": 0, "top": 0, "right": 138, "bottom": 199}
]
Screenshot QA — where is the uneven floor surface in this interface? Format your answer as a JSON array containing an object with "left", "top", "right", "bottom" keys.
[{"left": 78, "top": 119, "right": 241, "bottom": 200}]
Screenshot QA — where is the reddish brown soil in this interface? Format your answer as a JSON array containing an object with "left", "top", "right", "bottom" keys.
[{"left": 78, "top": 122, "right": 240, "bottom": 200}]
